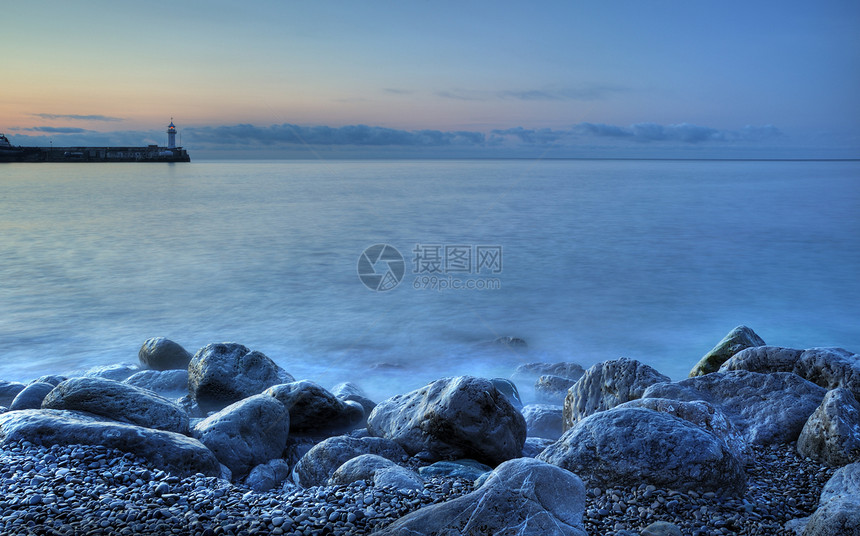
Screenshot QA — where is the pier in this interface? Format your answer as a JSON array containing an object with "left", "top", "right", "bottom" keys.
[{"left": 11, "top": 145, "right": 191, "bottom": 162}]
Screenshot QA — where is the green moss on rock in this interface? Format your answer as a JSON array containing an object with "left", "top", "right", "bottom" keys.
[{"left": 689, "top": 326, "right": 765, "bottom": 377}]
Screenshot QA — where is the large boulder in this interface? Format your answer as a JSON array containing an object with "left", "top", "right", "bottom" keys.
[
  {"left": 292, "top": 435, "right": 407, "bottom": 488},
  {"left": 42, "top": 377, "right": 189, "bottom": 434},
  {"left": 192, "top": 393, "right": 290, "bottom": 479},
  {"left": 642, "top": 370, "right": 826, "bottom": 445},
  {"left": 490, "top": 378, "right": 523, "bottom": 409},
  {"left": 797, "top": 388, "right": 860, "bottom": 466},
  {"left": 689, "top": 325, "right": 765, "bottom": 377},
  {"left": 138, "top": 337, "right": 193, "bottom": 371},
  {"left": 9, "top": 382, "right": 55, "bottom": 411},
  {"left": 328, "top": 454, "right": 423, "bottom": 490},
  {"left": 0, "top": 381, "right": 28, "bottom": 406},
  {"left": 521, "top": 404, "right": 564, "bottom": 440},
  {"left": 264, "top": 380, "right": 364, "bottom": 435},
  {"left": 188, "top": 343, "right": 294, "bottom": 413},
  {"left": 0, "top": 409, "right": 220, "bottom": 477},
  {"left": 803, "top": 462, "right": 860, "bottom": 536},
  {"left": 534, "top": 375, "right": 577, "bottom": 404},
  {"left": 720, "top": 346, "right": 860, "bottom": 400},
  {"left": 538, "top": 407, "right": 746, "bottom": 494},
  {"left": 372, "top": 458, "right": 588, "bottom": 536},
  {"left": 366, "top": 376, "right": 527, "bottom": 466},
  {"left": 34, "top": 375, "right": 67, "bottom": 386},
  {"left": 330, "top": 382, "right": 376, "bottom": 418},
  {"left": 124, "top": 369, "right": 189, "bottom": 397},
  {"left": 82, "top": 363, "right": 140, "bottom": 382},
  {"left": 563, "top": 357, "right": 670, "bottom": 430},
  {"left": 617, "top": 398, "right": 750, "bottom": 463},
  {"left": 511, "top": 362, "right": 585, "bottom": 384}
]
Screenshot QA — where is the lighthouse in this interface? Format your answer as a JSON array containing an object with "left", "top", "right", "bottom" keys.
[{"left": 167, "top": 119, "right": 177, "bottom": 149}]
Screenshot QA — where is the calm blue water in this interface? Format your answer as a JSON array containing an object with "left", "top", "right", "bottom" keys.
[{"left": 1, "top": 159, "right": 858, "bottom": 401}]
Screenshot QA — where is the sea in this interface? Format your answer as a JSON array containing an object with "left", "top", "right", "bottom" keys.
[{"left": 1, "top": 159, "right": 858, "bottom": 402}]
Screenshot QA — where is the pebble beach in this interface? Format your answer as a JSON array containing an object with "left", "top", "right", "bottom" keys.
[{"left": 0, "top": 440, "right": 836, "bottom": 536}]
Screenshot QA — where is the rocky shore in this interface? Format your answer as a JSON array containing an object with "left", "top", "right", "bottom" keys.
[{"left": 0, "top": 327, "right": 858, "bottom": 536}]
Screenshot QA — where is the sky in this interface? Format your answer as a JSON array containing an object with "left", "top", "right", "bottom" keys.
[{"left": 2, "top": 0, "right": 858, "bottom": 159}]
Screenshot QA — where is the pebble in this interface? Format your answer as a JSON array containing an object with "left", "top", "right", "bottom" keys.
[
  {"left": 0, "top": 441, "right": 472, "bottom": 536},
  {"left": 0, "top": 439, "right": 838, "bottom": 536},
  {"left": 581, "top": 443, "right": 836, "bottom": 536}
]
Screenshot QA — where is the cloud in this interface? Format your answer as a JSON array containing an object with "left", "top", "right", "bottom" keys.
[
  {"left": 437, "top": 85, "right": 626, "bottom": 102},
  {"left": 186, "top": 123, "right": 486, "bottom": 147},
  {"left": 434, "top": 89, "right": 486, "bottom": 101},
  {"left": 24, "top": 126, "right": 91, "bottom": 134},
  {"left": 737, "top": 125, "right": 782, "bottom": 141},
  {"left": 4, "top": 120, "right": 790, "bottom": 159},
  {"left": 31, "top": 113, "right": 124, "bottom": 122},
  {"left": 569, "top": 122, "right": 782, "bottom": 144},
  {"left": 490, "top": 127, "right": 572, "bottom": 144},
  {"left": 499, "top": 85, "right": 626, "bottom": 101},
  {"left": 381, "top": 88, "right": 414, "bottom": 95}
]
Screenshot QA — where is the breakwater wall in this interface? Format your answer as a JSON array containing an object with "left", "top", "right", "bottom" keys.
[{"left": 7, "top": 145, "right": 190, "bottom": 162}]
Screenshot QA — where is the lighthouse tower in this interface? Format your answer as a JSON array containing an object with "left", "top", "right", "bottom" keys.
[{"left": 167, "top": 119, "right": 177, "bottom": 149}]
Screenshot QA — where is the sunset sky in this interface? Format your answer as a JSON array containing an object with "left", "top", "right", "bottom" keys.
[{"left": 2, "top": 0, "right": 858, "bottom": 158}]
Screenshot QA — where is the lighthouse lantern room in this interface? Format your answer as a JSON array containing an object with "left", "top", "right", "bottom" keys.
[{"left": 167, "top": 119, "right": 177, "bottom": 149}]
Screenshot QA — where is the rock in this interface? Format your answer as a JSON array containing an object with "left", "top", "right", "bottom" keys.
[
  {"left": 521, "top": 404, "right": 564, "bottom": 440},
  {"left": 292, "top": 435, "right": 407, "bottom": 488},
  {"left": 643, "top": 370, "right": 826, "bottom": 445},
  {"left": 803, "top": 462, "right": 860, "bottom": 536},
  {"left": 372, "top": 457, "right": 588, "bottom": 536},
  {"left": 282, "top": 435, "right": 318, "bottom": 468},
  {"left": 617, "top": 397, "right": 750, "bottom": 463},
  {"left": 192, "top": 393, "right": 290, "bottom": 479},
  {"left": 0, "top": 381, "right": 27, "bottom": 407},
  {"left": 491, "top": 378, "right": 523, "bottom": 409},
  {"left": 522, "top": 437, "right": 555, "bottom": 458},
  {"left": 330, "top": 382, "right": 376, "bottom": 417},
  {"left": 34, "top": 375, "right": 67, "bottom": 386},
  {"left": 187, "top": 343, "right": 294, "bottom": 412},
  {"left": 244, "top": 458, "right": 292, "bottom": 492},
  {"left": 264, "top": 380, "right": 364, "bottom": 435},
  {"left": 535, "top": 375, "right": 577, "bottom": 404},
  {"left": 82, "top": 363, "right": 140, "bottom": 381},
  {"left": 138, "top": 337, "right": 193, "bottom": 371},
  {"left": 42, "top": 377, "right": 189, "bottom": 434},
  {"left": 689, "top": 325, "right": 766, "bottom": 377},
  {"left": 418, "top": 459, "right": 493, "bottom": 481},
  {"left": 538, "top": 407, "right": 747, "bottom": 494},
  {"left": 720, "top": 346, "right": 860, "bottom": 400},
  {"left": 124, "top": 369, "right": 189, "bottom": 397},
  {"left": 366, "top": 376, "right": 526, "bottom": 466},
  {"left": 511, "top": 362, "right": 585, "bottom": 384},
  {"left": 563, "top": 357, "right": 670, "bottom": 430},
  {"left": 9, "top": 382, "right": 55, "bottom": 411},
  {"left": 797, "top": 388, "right": 860, "bottom": 466},
  {"left": 642, "top": 521, "right": 683, "bottom": 536},
  {"left": 0, "top": 409, "right": 220, "bottom": 477},
  {"left": 329, "top": 454, "right": 423, "bottom": 490},
  {"left": 493, "top": 336, "right": 528, "bottom": 348}
]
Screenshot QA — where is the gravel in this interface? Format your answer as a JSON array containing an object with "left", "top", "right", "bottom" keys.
[{"left": 0, "top": 440, "right": 835, "bottom": 536}]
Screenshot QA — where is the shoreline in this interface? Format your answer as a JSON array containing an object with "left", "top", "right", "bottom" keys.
[{"left": 1, "top": 331, "right": 858, "bottom": 535}]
